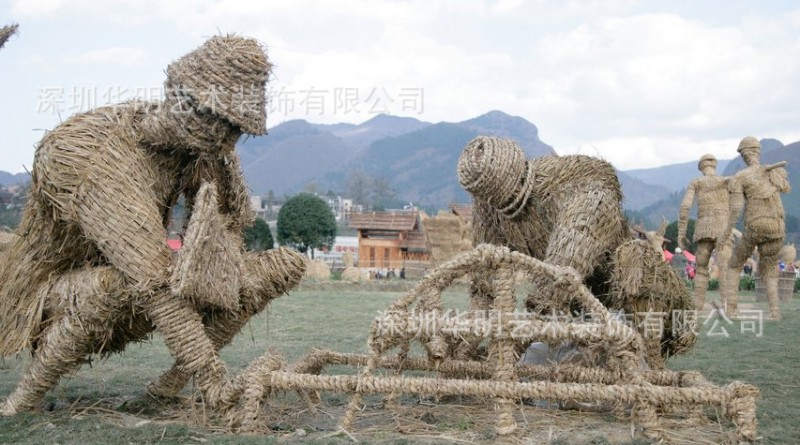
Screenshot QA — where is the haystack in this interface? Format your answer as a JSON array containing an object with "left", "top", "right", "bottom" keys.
[
  {"left": 304, "top": 258, "right": 331, "bottom": 281},
  {"left": 421, "top": 210, "right": 472, "bottom": 266},
  {"left": 721, "top": 136, "right": 791, "bottom": 319}
]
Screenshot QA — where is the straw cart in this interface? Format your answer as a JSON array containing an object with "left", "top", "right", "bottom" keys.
[{"left": 242, "top": 244, "right": 758, "bottom": 443}]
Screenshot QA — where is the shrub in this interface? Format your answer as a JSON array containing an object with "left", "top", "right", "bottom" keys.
[{"left": 739, "top": 275, "right": 755, "bottom": 291}]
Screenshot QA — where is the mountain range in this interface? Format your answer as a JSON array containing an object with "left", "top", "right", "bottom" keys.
[{"left": 2, "top": 111, "right": 798, "bottom": 230}]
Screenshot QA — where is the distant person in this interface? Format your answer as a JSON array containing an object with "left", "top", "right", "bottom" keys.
[
  {"left": 742, "top": 263, "right": 752, "bottom": 276},
  {"left": 399, "top": 267, "right": 406, "bottom": 279},
  {"left": 670, "top": 248, "right": 688, "bottom": 279}
]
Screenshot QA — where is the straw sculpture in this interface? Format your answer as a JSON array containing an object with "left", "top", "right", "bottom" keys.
[
  {"left": 0, "top": 24, "right": 18, "bottom": 50},
  {"left": 456, "top": 136, "right": 693, "bottom": 367},
  {"left": 678, "top": 154, "right": 732, "bottom": 311},
  {"left": 645, "top": 217, "right": 668, "bottom": 257},
  {"left": 721, "top": 137, "right": 791, "bottom": 319},
  {"left": 0, "top": 35, "right": 307, "bottom": 414},
  {"left": 267, "top": 245, "right": 757, "bottom": 443}
]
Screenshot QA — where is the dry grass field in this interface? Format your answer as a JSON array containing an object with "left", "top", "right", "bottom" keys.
[{"left": 0, "top": 283, "right": 797, "bottom": 445}]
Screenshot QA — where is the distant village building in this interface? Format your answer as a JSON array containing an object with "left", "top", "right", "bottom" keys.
[
  {"left": 349, "top": 210, "right": 430, "bottom": 272},
  {"left": 314, "top": 235, "right": 359, "bottom": 268},
  {"left": 249, "top": 195, "right": 268, "bottom": 220},
  {"left": 324, "top": 195, "right": 360, "bottom": 222}
]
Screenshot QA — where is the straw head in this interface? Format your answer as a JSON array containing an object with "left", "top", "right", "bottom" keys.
[
  {"left": 737, "top": 136, "right": 760, "bottom": 155},
  {"left": 165, "top": 35, "right": 271, "bottom": 135},
  {"left": 698, "top": 154, "right": 717, "bottom": 171},
  {"left": 457, "top": 136, "right": 533, "bottom": 218}
]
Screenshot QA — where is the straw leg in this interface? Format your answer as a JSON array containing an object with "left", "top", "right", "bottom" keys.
[
  {"left": 724, "top": 235, "right": 758, "bottom": 318},
  {"left": 1, "top": 314, "right": 94, "bottom": 415},
  {"left": 694, "top": 241, "right": 713, "bottom": 312},
  {"left": 715, "top": 237, "right": 733, "bottom": 312},
  {"left": 2, "top": 267, "right": 127, "bottom": 414},
  {"left": 757, "top": 239, "right": 783, "bottom": 321}
]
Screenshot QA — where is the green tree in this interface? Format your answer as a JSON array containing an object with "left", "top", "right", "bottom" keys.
[
  {"left": 665, "top": 219, "right": 696, "bottom": 253},
  {"left": 277, "top": 193, "right": 336, "bottom": 258},
  {"left": 243, "top": 217, "right": 274, "bottom": 251}
]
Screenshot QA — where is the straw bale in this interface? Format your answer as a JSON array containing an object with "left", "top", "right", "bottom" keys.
[
  {"left": 780, "top": 243, "right": 796, "bottom": 264},
  {"left": 421, "top": 210, "right": 472, "bottom": 266},
  {"left": 340, "top": 267, "right": 368, "bottom": 282},
  {"left": 0, "top": 24, "right": 18, "bottom": 50},
  {"left": 171, "top": 181, "right": 243, "bottom": 311},
  {"left": 304, "top": 258, "right": 330, "bottom": 281}
]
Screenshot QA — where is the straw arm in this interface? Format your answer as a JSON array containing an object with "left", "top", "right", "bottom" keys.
[
  {"left": 677, "top": 180, "right": 696, "bottom": 248},
  {"left": 725, "top": 186, "right": 744, "bottom": 241}
]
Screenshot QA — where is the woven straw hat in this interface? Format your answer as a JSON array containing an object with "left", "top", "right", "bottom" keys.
[
  {"left": 165, "top": 35, "right": 271, "bottom": 135},
  {"left": 698, "top": 153, "right": 717, "bottom": 170},
  {"left": 457, "top": 136, "right": 534, "bottom": 218},
  {"left": 737, "top": 136, "right": 760, "bottom": 155}
]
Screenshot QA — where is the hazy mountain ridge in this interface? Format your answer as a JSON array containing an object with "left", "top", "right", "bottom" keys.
[{"left": 2, "top": 118, "right": 797, "bottom": 222}]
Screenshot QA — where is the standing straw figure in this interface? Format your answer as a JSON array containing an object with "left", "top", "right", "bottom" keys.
[
  {"left": 678, "top": 154, "right": 732, "bottom": 311},
  {"left": 721, "top": 136, "right": 791, "bottom": 319},
  {"left": 0, "top": 35, "right": 306, "bottom": 415}
]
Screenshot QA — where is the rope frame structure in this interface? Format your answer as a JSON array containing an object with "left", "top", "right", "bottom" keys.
[{"left": 239, "top": 244, "right": 758, "bottom": 443}]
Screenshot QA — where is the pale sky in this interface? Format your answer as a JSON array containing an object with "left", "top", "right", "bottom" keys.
[{"left": 2, "top": 0, "right": 800, "bottom": 173}]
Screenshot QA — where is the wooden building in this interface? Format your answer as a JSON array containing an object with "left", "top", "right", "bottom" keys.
[{"left": 349, "top": 211, "right": 430, "bottom": 270}]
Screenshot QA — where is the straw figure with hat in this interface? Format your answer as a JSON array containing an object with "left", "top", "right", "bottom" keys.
[
  {"left": 721, "top": 136, "right": 791, "bottom": 319},
  {"left": 678, "top": 154, "right": 733, "bottom": 311},
  {"left": 0, "top": 35, "right": 306, "bottom": 415},
  {"left": 457, "top": 136, "right": 695, "bottom": 368}
]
